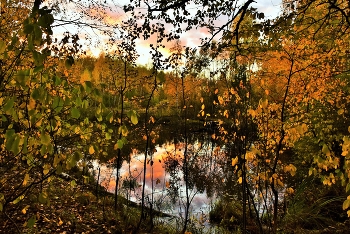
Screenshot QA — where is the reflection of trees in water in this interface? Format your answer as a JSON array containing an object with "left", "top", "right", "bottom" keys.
[
  {"left": 160, "top": 132, "right": 229, "bottom": 213},
  {"left": 164, "top": 150, "right": 181, "bottom": 204},
  {"left": 186, "top": 142, "right": 227, "bottom": 198},
  {"left": 95, "top": 125, "right": 232, "bottom": 221}
]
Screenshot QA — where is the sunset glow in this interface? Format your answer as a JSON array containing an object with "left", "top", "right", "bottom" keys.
[{"left": 51, "top": 0, "right": 283, "bottom": 65}]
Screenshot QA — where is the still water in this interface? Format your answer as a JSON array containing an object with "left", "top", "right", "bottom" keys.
[{"left": 92, "top": 140, "right": 227, "bottom": 226}]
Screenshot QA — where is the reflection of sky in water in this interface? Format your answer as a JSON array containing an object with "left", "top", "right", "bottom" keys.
[{"left": 92, "top": 141, "right": 223, "bottom": 220}]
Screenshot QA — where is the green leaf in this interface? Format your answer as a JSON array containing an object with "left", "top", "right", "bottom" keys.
[
  {"left": 84, "top": 81, "right": 92, "bottom": 93},
  {"left": 106, "top": 132, "right": 112, "bottom": 140},
  {"left": 56, "top": 164, "right": 62, "bottom": 174},
  {"left": 53, "top": 76, "right": 61, "bottom": 86},
  {"left": 116, "top": 137, "right": 128, "bottom": 149},
  {"left": 15, "top": 70, "right": 30, "bottom": 87},
  {"left": 0, "top": 203, "right": 3, "bottom": 212},
  {"left": 127, "top": 110, "right": 139, "bottom": 125},
  {"left": 34, "top": 65, "right": 44, "bottom": 73},
  {"left": 71, "top": 107, "right": 80, "bottom": 119},
  {"left": 73, "top": 151, "right": 82, "bottom": 162},
  {"left": 346, "top": 183, "right": 350, "bottom": 193},
  {"left": 41, "top": 132, "right": 51, "bottom": 145},
  {"left": 128, "top": 110, "right": 138, "bottom": 125},
  {"left": 11, "top": 134, "right": 21, "bottom": 155},
  {"left": 70, "top": 180, "right": 76, "bottom": 187},
  {"left": 31, "top": 88, "right": 41, "bottom": 100},
  {"left": 131, "top": 114, "right": 138, "bottom": 125},
  {"left": 38, "top": 193, "right": 47, "bottom": 204},
  {"left": 41, "top": 145, "right": 47, "bottom": 156},
  {"left": 1, "top": 115, "right": 7, "bottom": 122},
  {"left": 82, "top": 100, "right": 89, "bottom": 108},
  {"left": 27, "top": 216, "right": 36, "bottom": 228},
  {"left": 52, "top": 96, "right": 63, "bottom": 112},
  {"left": 106, "top": 112, "right": 113, "bottom": 123},
  {"left": 5, "top": 129, "right": 15, "bottom": 151},
  {"left": 33, "top": 25, "right": 42, "bottom": 44},
  {"left": 23, "top": 23, "right": 34, "bottom": 34},
  {"left": 26, "top": 155, "right": 35, "bottom": 166},
  {"left": 96, "top": 114, "right": 102, "bottom": 122},
  {"left": 38, "top": 13, "right": 54, "bottom": 28},
  {"left": 3, "top": 97, "right": 14, "bottom": 112},
  {"left": 13, "top": 195, "right": 24, "bottom": 204},
  {"left": 65, "top": 56, "right": 74, "bottom": 68},
  {"left": 0, "top": 40, "right": 5, "bottom": 54},
  {"left": 5, "top": 129, "right": 15, "bottom": 138},
  {"left": 32, "top": 51, "right": 43, "bottom": 66},
  {"left": 322, "top": 144, "right": 330, "bottom": 156},
  {"left": 117, "top": 139, "right": 124, "bottom": 149},
  {"left": 75, "top": 97, "right": 82, "bottom": 107}
]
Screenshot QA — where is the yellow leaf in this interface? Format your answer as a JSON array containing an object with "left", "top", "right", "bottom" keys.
[
  {"left": 214, "top": 88, "right": 219, "bottom": 94},
  {"left": 232, "top": 157, "right": 238, "bottom": 167},
  {"left": 224, "top": 110, "right": 229, "bottom": 118},
  {"left": 22, "top": 205, "right": 30, "bottom": 214},
  {"left": 201, "top": 104, "right": 205, "bottom": 110},
  {"left": 89, "top": 145, "right": 95, "bottom": 154},
  {"left": 261, "top": 99, "right": 268, "bottom": 109},
  {"left": 322, "top": 144, "right": 330, "bottom": 156},
  {"left": 28, "top": 98, "right": 36, "bottom": 110},
  {"left": 289, "top": 164, "right": 297, "bottom": 176},
  {"left": 338, "top": 108, "right": 344, "bottom": 115},
  {"left": 265, "top": 89, "right": 269, "bottom": 95},
  {"left": 277, "top": 179, "right": 284, "bottom": 187},
  {"left": 58, "top": 217, "right": 63, "bottom": 226},
  {"left": 238, "top": 177, "right": 242, "bottom": 184},
  {"left": 247, "top": 109, "right": 256, "bottom": 118},
  {"left": 43, "top": 168, "right": 49, "bottom": 175},
  {"left": 23, "top": 174, "right": 30, "bottom": 186},
  {"left": 309, "top": 168, "right": 315, "bottom": 176},
  {"left": 343, "top": 196, "right": 350, "bottom": 210},
  {"left": 286, "top": 187, "right": 294, "bottom": 194}
]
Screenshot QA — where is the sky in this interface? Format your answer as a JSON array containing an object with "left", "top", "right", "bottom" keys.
[{"left": 51, "top": 0, "right": 283, "bottom": 65}]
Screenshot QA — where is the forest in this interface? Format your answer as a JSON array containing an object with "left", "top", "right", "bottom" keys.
[{"left": 0, "top": 0, "right": 349, "bottom": 233}]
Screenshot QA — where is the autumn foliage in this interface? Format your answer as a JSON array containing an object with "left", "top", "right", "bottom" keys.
[{"left": 0, "top": 0, "right": 350, "bottom": 233}]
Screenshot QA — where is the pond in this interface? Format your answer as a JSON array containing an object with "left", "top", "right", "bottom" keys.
[{"left": 92, "top": 137, "right": 228, "bottom": 228}]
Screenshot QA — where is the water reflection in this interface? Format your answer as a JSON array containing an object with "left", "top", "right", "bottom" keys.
[{"left": 93, "top": 139, "right": 227, "bottom": 221}]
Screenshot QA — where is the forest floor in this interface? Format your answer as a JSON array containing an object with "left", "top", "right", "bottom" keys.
[
  {"left": 2, "top": 167, "right": 350, "bottom": 234},
  {"left": 0, "top": 170, "right": 174, "bottom": 234}
]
